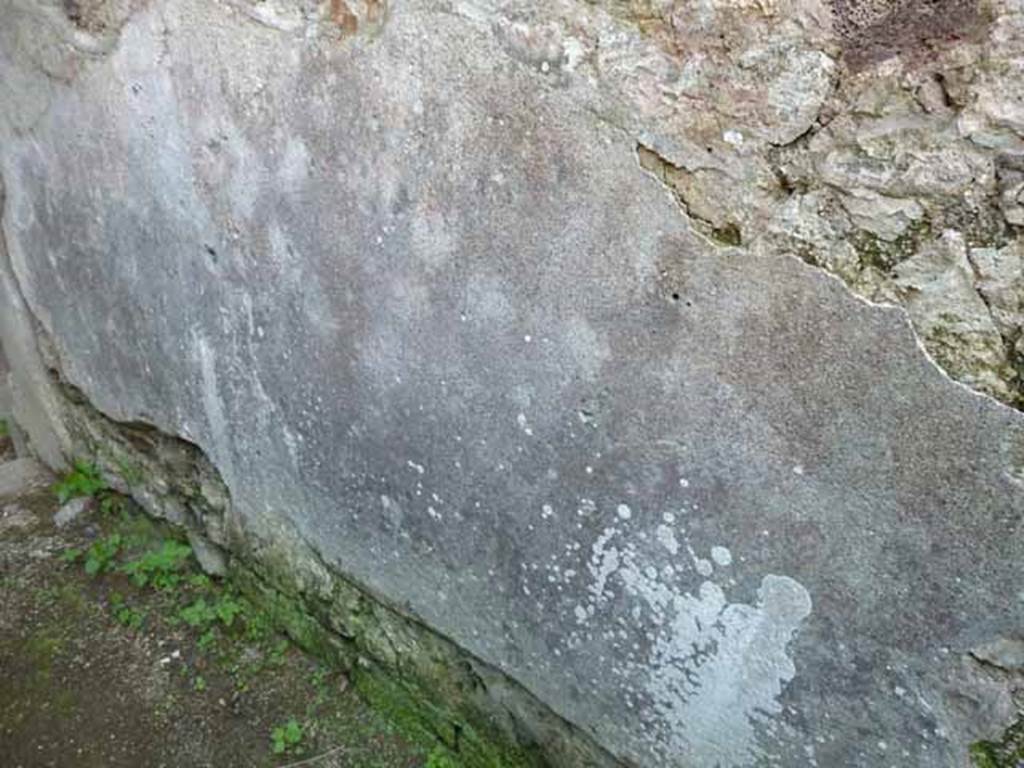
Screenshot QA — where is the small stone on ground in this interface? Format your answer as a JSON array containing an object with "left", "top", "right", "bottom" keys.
[{"left": 53, "top": 496, "right": 92, "bottom": 529}]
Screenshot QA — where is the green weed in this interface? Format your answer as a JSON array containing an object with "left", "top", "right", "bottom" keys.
[
  {"left": 52, "top": 460, "right": 106, "bottom": 503},
  {"left": 197, "top": 629, "right": 218, "bottom": 650},
  {"left": 243, "top": 606, "right": 274, "bottom": 643},
  {"left": 310, "top": 665, "right": 329, "bottom": 703},
  {"left": 121, "top": 540, "right": 193, "bottom": 589},
  {"left": 84, "top": 534, "right": 122, "bottom": 576},
  {"left": 270, "top": 717, "right": 304, "bottom": 755},
  {"left": 99, "top": 494, "right": 128, "bottom": 517},
  {"left": 179, "top": 594, "right": 245, "bottom": 629},
  {"left": 113, "top": 456, "right": 145, "bottom": 488},
  {"left": 425, "top": 747, "right": 459, "bottom": 768},
  {"left": 110, "top": 593, "right": 145, "bottom": 630},
  {"left": 266, "top": 638, "right": 289, "bottom": 667},
  {"left": 188, "top": 573, "right": 213, "bottom": 590},
  {"left": 180, "top": 598, "right": 218, "bottom": 628}
]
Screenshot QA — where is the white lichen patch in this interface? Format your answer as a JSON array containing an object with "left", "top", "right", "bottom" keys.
[
  {"left": 645, "top": 574, "right": 811, "bottom": 766},
  {"left": 583, "top": 517, "right": 811, "bottom": 767}
]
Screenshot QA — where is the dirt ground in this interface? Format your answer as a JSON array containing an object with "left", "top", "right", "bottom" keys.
[{"left": 0, "top": 433, "right": 429, "bottom": 768}]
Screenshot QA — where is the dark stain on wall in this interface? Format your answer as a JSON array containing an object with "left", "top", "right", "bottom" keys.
[{"left": 830, "top": 0, "right": 987, "bottom": 69}]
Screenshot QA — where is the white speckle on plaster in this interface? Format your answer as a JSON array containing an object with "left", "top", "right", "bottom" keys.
[
  {"left": 406, "top": 459, "right": 426, "bottom": 474},
  {"left": 694, "top": 558, "right": 714, "bottom": 577},
  {"left": 516, "top": 412, "right": 534, "bottom": 436},
  {"left": 656, "top": 524, "right": 680, "bottom": 555},
  {"left": 562, "top": 37, "right": 585, "bottom": 71},
  {"left": 711, "top": 546, "right": 733, "bottom": 566},
  {"left": 588, "top": 527, "right": 621, "bottom": 604},
  {"left": 617, "top": 503, "right": 633, "bottom": 520}
]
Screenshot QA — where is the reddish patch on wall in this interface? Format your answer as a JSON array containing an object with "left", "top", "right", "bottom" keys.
[
  {"left": 366, "top": 0, "right": 385, "bottom": 25},
  {"left": 830, "top": 0, "right": 988, "bottom": 70},
  {"left": 330, "top": 0, "right": 358, "bottom": 37}
]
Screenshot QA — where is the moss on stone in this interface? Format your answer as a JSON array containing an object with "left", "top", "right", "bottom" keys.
[
  {"left": 228, "top": 564, "right": 347, "bottom": 666},
  {"left": 228, "top": 555, "right": 541, "bottom": 768},
  {"left": 971, "top": 718, "right": 1024, "bottom": 768},
  {"left": 849, "top": 218, "right": 931, "bottom": 273},
  {"left": 711, "top": 222, "right": 742, "bottom": 247},
  {"left": 933, "top": 200, "right": 1011, "bottom": 250}
]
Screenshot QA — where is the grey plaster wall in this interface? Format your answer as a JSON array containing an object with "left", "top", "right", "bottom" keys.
[{"left": 2, "top": 0, "right": 1024, "bottom": 765}]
